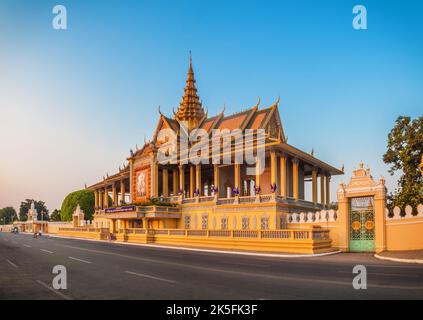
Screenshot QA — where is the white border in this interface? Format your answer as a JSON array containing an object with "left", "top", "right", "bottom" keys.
[{"left": 374, "top": 253, "right": 423, "bottom": 264}]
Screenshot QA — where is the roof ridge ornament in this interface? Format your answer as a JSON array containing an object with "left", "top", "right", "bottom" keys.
[{"left": 271, "top": 96, "right": 280, "bottom": 108}]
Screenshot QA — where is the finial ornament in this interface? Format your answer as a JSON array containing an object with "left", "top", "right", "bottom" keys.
[
  {"left": 252, "top": 97, "right": 261, "bottom": 109},
  {"left": 271, "top": 96, "right": 280, "bottom": 108},
  {"left": 341, "top": 164, "right": 344, "bottom": 172},
  {"left": 359, "top": 160, "right": 364, "bottom": 169},
  {"left": 311, "top": 149, "right": 314, "bottom": 156}
]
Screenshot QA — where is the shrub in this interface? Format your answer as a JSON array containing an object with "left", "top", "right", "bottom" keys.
[{"left": 60, "top": 190, "right": 95, "bottom": 221}]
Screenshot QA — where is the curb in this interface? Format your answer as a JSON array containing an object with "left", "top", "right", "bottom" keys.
[
  {"left": 374, "top": 254, "right": 423, "bottom": 265},
  {"left": 46, "top": 233, "right": 341, "bottom": 258}
]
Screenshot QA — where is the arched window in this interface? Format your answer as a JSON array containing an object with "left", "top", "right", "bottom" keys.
[
  {"left": 184, "top": 215, "right": 191, "bottom": 229},
  {"left": 242, "top": 217, "right": 249, "bottom": 230},
  {"left": 221, "top": 217, "right": 228, "bottom": 230},
  {"left": 202, "top": 215, "right": 208, "bottom": 229}
]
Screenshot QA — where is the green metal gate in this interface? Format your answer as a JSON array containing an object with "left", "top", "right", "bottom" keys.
[{"left": 349, "top": 197, "right": 375, "bottom": 252}]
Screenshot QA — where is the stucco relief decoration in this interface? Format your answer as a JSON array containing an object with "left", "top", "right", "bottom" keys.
[{"left": 136, "top": 169, "right": 148, "bottom": 197}]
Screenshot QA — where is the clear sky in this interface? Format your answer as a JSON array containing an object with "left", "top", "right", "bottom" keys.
[{"left": 0, "top": 0, "right": 422, "bottom": 212}]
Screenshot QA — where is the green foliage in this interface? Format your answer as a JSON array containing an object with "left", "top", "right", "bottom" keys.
[
  {"left": 0, "top": 207, "right": 18, "bottom": 225},
  {"left": 19, "top": 199, "right": 49, "bottom": 222},
  {"left": 383, "top": 116, "right": 423, "bottom": 210},
  {"left": 60, "top": 190, "right": 96, "bottom": 221},
  {"left": 50, "top": 209, "right": 61, "bottom": 222}
]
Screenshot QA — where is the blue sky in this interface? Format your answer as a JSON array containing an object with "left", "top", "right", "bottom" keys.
[{"left": 0, "top": 0, "right": 422, "bottom": 211}]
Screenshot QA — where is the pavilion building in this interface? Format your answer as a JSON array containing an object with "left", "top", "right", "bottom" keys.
[{"left": 88, "top": 58, "right": 343, "bottom": 234}]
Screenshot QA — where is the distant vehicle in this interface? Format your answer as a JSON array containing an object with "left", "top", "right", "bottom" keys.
[{"left": 11, "top": 227, "right": 19, "bottom": 234}]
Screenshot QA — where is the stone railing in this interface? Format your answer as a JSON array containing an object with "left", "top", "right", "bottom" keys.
[
  {"left": 137, "top": 206, "right": 180, "bottom": 214},
  {"left": 288, "top": 210, "right": 338, "bottom": 224},
  {"left": 58, "top": 227, "right": 109, "bottom": 233},
  {"left": 118, "top": 227, "right": 330, "bottom": 241},
  {"left": 386, "top": 204, "right": 423, "bottom": 220}
]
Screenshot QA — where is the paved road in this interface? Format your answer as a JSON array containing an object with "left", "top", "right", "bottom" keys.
[{"left": 0, "top": 232, "right": 422, "bottom": 300}]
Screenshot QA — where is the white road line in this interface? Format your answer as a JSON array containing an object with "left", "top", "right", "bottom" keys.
[
  {"left": 35, "top": 280, "right": 72, "bottom": 300},
  {"left": 40, "top": 249, "right": 53, "bottom": 254},
  {"left": 222, "top": 261, "right": 266, "bottom": 268},
  {"left": 337, "top": 271, "right": 420, "bottom": 278},
  {"left": 125, "top": 271, "right": 176, "bottom": 284},
  {"left": 69, "top": 257, "right": 92, "bottom": 264},
  {"left": 6, "top": 259, "right": 18, "bottom": 268},
  {"left": 23, "top": 244, "right": 32, "bottom": 248}
]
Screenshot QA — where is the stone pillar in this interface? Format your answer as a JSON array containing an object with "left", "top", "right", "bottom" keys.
[
  {"left": 103, "top": 187, "right": 109, "bottom": 208},
  {"left": 214, "top": 165, "right": 220, "bottom": 194},
  {"left": 320, "top": 173, "right": 325, "bottom": 205},
  {"left": 152, "top": 160, "right": 159, "bottom": 198},
  {"left": 325, "top": 174, "right": 331, "bottom": 207},
  {"left": 112, "top": 183, "right": 118, "bottom": 206},
  {"left": 94, "top": 190, "right": 99, "bottom": 209},
  {"left": 98, "top": 190, "right": 103, "bottom": 209},
  {"left": 162, "top": 168, "right": 169, "bottom": 197},
  {"left": 255, "top": 158, "right": 261, "bottom": 189},
  {"left": 270, "top": 151, "right": 277, "bottom": 185},
  {"left": 190, "top": 165, "right": 195, "bottom": 197},
  {"left": 196, "top": 164, "right": 202, "bottom": 196},
  {"left": 179, "top": 165, "right": 185, "bottom": 194},
  {"left": 312, "top": 167, "right": 318, "bottom": 204},
  {"left": 279, "top": 154, "right": 287, "bottom": 197},
  {"left": 120, "top": 180, "right": 126, "bottom": 205},
  {"left": 234, "top": 164, "right": 241, "bottom": 190},
  {"left": 292, "top": 159, "right": 299, "bottom": 200},
  {"left": 172, "top": 168, "right": 178, "bottom": 195}
]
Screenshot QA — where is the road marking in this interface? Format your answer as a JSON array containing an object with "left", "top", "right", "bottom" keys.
[
  {"left": 58, "top": 244, "right": 423, "bottom": 290},
  {"left": 6, "top": 259, "right": 18, "bottom": 268},
  {"left": 35, "top": 280, "right": 72, "bottom": 300},
  {"left": 40, "top": 249, "right": 53, "bottom": 254},
  {"left": 69, "top": 257, "right": 92, "bottom": 264},
  {"left": 222, "top": 261, "right": 267, "bottom": 268},
  {"left": 338, "top": 271, "right": 420, "bottom": 278},
  {"left": 125, "top": 271, "right": 176, "bottom": 284},
  {"left": 23, "top": 244, "right": 32, "bottom": 248}
]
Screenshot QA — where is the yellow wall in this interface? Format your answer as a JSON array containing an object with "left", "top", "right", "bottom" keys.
[{"left": 386, "top": 217, "right": 423, "bottom": 251}]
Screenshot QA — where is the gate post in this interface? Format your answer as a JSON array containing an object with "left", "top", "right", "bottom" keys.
[{"left": 337, "top": 187, "right": 349, "bottom": 252}]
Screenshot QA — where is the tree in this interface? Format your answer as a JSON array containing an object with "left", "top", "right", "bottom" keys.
[
  {"left": 383, "top": 116, "right": 423, "bottom": 210},
  {"left": 50, "top": 209, "right": 61, "bottom": 222},
  {"left": 60, "top": 189, "right": 100, "bottom": 221},
  {"left": 19, "top": 199, "right": 49, "bottom": 222},
  {"left": 0, "top": 207, "right": 18, "bottom": 225}
]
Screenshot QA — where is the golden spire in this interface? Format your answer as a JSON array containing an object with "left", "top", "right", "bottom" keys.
[{"left": 175, "top": 53, "right": 205, "bottom": 129}]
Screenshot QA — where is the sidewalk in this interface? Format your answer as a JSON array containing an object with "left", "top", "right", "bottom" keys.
[{"left": 375, "top": 250, "right": 423, "bottom": 264}]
